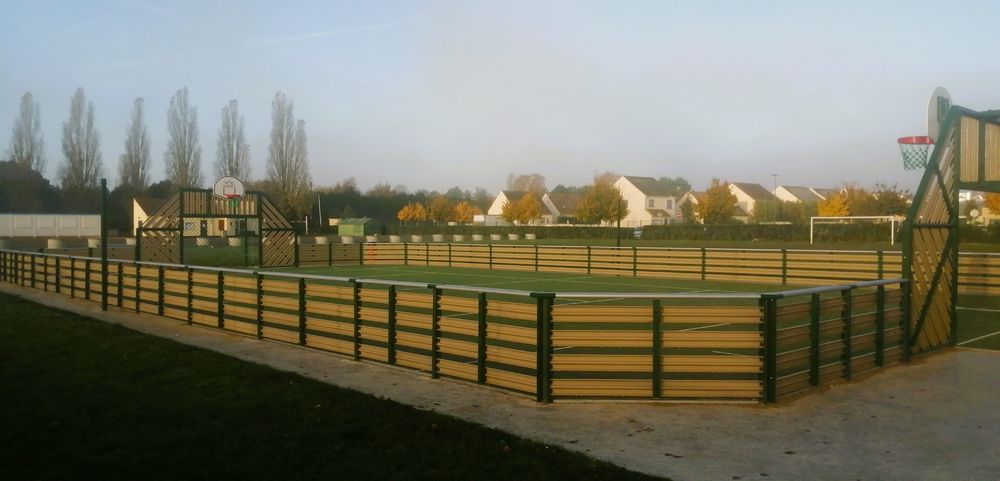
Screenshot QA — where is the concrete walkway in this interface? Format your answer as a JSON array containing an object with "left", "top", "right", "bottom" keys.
[{"left": 3, "top": 284, "right": 997, "bottom": 481}]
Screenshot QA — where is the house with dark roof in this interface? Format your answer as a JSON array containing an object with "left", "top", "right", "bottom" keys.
[
  {"left": 613, "top": 176, "right": 677, "bottom": 227},
  {"left": 774, "top": 185, "right": 825, "bottom": 203},
  {"left": 810, "top": 187, "right": 839, "bottom": 200},
  {"left": 541, "top": 192, "right": 582, "bottom": 223},
  {"left": 133, "top": 197, "right": 166, "bottom": 235},
  {"left": 728, "top": 182, "right": 777, "bottom": 216},
  {"left": 678, "top": 190, "right": 751, "bottom": 223}
]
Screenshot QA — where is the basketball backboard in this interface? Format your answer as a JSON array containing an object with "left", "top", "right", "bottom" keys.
[
  {"left": 927, "top": 87, "right": 952, "bottom": 143},
  {"left": 213, "top": 176, "right": 246, "bottom": 199}
]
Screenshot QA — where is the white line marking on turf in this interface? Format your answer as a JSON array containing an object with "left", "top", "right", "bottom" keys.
[
  {"left": 957, "top": 330, "right": 1000, "bottom": 346},
  {"left": 681, "top": 322, "right": 732, "bottom": 331},
  {"left": 956, "top": 306, "right": 1000, "bottom": 313}
]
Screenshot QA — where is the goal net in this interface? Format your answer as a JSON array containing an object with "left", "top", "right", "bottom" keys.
[{"left": 810, "top": 216, "right": 899, "bottom": 245}]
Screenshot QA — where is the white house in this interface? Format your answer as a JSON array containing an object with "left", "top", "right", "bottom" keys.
[
  {"left": 613, "top": 176, "right": 677, "bottom": 227},
  {"left": 677, "top": 190, "right": 750, "bottom": 224},
  {"left": 774, "top": 185, "right": 826, "bottom": 203},
  {"left": 541, "top": 192, "right": 582, "bottom": 223},
  {"left": 486, "top": 190, "right": 547, "bottom": 224},
  {"left": 133, "top": 198, "right": 166, "bottom": 235},
  {"left": 728, "top": 182, "right": 777, "bottom": 217}
]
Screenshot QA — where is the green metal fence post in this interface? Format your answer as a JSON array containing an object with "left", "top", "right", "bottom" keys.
[
  {"left": 116, "top": 262, "right": 123, "bottom": 307},
  {"left": 30, "top": 254, "right": 36, "bottom": 289},
  {"left": 54, "top": 257, "right": 61, "bottom": 294},
  {"left": 477, "top": 292, "right": 488, "bottom": 384},
  {"left": 85, "top": 259, "right": 92, "bottom": 300},
  {"left": 0, "top": 252, "right": 6, "bottom": 282},
  {"left": 875, "top": 284, "right": 885, "bottom": 367},
  {"left": 761, "top": 294, "right": 779, "bottom": 403},
  {"left": 217, "top": 271, "right": 225, "bottom": 328},
  {"left": 430, "top": 284, "right": 442, "bottom": 379},
  {"left": 358, "top": 242, "right": 363, "bottom": 266},
  {"left": 586, "top": 245, "right": 591, "bottom": 274},
  {"left": 532, "top": 292, "right": 555, "bottom": 403},
  {"left": 632, "top": 247, "right": 638, "bottom": 277},
  {"left": 877, "top": 250, "right": 885, "bottom": 280},
  {"left": 256, "top": 272, "right": 264, "bottom": 339},
  {"left": 842, "top": 287, "right": 853, "bottom": 380},
  {"left": 449, "top": 243, "right": 454, "bottom": 268},
  {"left": 298, "top": 277, "right": 307, "bottom": 346},
  {"left": 101, "top": 178, "right": 108, "bottom": 311},
  {"left": 701, "top": 248, "right": 707, "bottom": 280},
  {"left": 387, "top": 285, "right": 398, "bottom": 365},
  {"left": 350, "top": 279, "right": 361, "bottom": 360},
  {"left": 534, "top": 244, "right": 539, "bottom": 272},
  {"left": 134, "top": 264, "right": 140, "bottom": 312},
  {"left": 781, "top": 249, "right": 788, "bottom": 285},
  {"left": 157, "top": 266, "right": 165, "bottom": 315},
  {"left": 403, "top": 243, "right": 408, "bottom": 266},
  {"left": 488, "top": 244, "right": 493, "bottom": 270},
  {"left": 901, "top": 280, "right": 912, "bottom": 362},
  {"left": 328, "top": 242, "right": 333, "bottom": 266},
  {"left": 186, "top": 267, "right": 194, "bottom": 325},
  {"left": 43, "top": 255, "right": 49, "bottom": 292},
  {"left": 652, "top": 299, "right": 663, "bottom": 399},
  {"left": 425, "top": 243, "right": 429, "bottom": 267},
  {"left": 809, "top": 293, "right": 821, "bottom": 386},
  {"left": 70, "top": 258, "right": 76, "bottom": 298}
]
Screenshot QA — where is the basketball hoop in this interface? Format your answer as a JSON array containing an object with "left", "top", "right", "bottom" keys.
[{"left": 898, "top": 136, "right": 933, "bottom": 170}]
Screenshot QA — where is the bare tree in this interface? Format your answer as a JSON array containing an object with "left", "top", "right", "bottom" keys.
[
  {"left": 214, "top": 99, "right": 251, "bottom": 181},
  {"left": 164, "top": 87, "right": 202, "bottom": 188},
  {"left": 266, "top": 91, "right": 311, "bottom": 215},
  {"left": 8, "top": 92, "right": 45, "bottom": 172},
  {"left": 59, "top": 88, "right": 102, "bottom": 189},
  {"left": 118, "top": 98, "right": 151, "bottom": 190},
  {"left": 505, "top": 172, "right": 546, "bottom": 193}
]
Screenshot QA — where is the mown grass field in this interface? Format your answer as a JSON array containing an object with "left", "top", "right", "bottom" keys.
[{"left": 0, "top": 293, "right": 664, "bottom": 481}]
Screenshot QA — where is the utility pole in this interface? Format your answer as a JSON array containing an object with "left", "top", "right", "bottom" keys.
[
  {"left": 100, "top": 178, "right": 108, "bottom": 311},
  {"left": 616, "top": 194, "right": 622, "bottom": 247}
]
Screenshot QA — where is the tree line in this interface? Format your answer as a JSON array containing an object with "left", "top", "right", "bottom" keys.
[{"left": 4, "top": 88, "right": 311, "bottom": 218}]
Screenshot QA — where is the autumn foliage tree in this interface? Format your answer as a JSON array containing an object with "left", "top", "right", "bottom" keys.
[
  {"left": 501, "top": 194, "right": 543, "bottom": 224},
  {"left": 817, "top": 193, "right": 850, "bottom": 217},
  {"left": 577, "top": 181, "right": 627, "bottom": 225},
  {"left": 695, "top": 178, "right": 738, "bottom": 224},
  {"left": 454, "top": 201, "right": 480, "bottom": 223},
  {"left": 985, "top": 193, "right": 1000, "bottom": 215},
  {"left": 427, "top": 195, "right": 455, "bottom": 224},
  {"left": 396, "top": 202, "right": 427, "bottom": 224}
]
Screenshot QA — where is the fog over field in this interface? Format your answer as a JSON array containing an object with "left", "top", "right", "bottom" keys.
[{"left": 2, "top": 0, "right": 999, "bottom": 192}]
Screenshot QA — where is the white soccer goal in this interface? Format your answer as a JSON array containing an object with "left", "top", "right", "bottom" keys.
[{"left": 810, "top": 216, "right": 899, "bottom": 245}]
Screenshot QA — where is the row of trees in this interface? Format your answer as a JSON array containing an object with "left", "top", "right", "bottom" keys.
[{"left": 5, "top": 88, "right": 311, "bottom": 217}]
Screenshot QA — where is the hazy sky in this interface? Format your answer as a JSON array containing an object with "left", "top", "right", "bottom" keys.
[{"left": 3, "top": 0, "right": 999, "bottom": 194}]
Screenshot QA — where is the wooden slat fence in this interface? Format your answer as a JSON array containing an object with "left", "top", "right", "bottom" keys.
[{"left": 0, "top": 248, "right": 917, "bottom": 404}]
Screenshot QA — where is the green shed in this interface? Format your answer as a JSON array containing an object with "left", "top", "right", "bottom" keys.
[{"left": 337, "top": 218, "right": 377, "bottom": 236}]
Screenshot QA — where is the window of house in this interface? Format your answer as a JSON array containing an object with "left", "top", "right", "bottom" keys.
[
  {"left": 666, "top": 199, "right": 674, "bottom": 209},
  {"left": 647, "top": 199, "right": 655, "bottom": 208}
]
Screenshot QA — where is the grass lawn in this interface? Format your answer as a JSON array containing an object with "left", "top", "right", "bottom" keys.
[{"left": 0, "top": 293, "right": 664, "bottom": 481}]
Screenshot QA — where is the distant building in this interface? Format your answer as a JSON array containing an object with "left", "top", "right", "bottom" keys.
[
  {"left": 487, "top": 190, "right": 546, "bottom": 224},
  {"left": 774, "top": 185, "right": 825, "bottom": 203},
  {"left": 541, "top": 192, "right": 582, "bottom": 223},
  {"left": 614, "top": 176, "right": 677, "bottom": 227},
  {"left": 809, "top": 187, "right": 839, "bottom": 201},
  {"left": 133, "top": 198, "right": 166, "bottom": 235},
  {"left": 678, "top": 190, "right": 750, "bottom": 224},
  {"left": 728, "top": 182, "right": 777, "bottom": 216}
]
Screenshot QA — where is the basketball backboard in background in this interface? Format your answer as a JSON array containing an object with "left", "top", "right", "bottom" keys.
[
  {"left": 927, "top": 86, "right": 952, "bottom": 142},
  {"left": 213, "top": 176, "right": 246, "bottom": 199}
]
